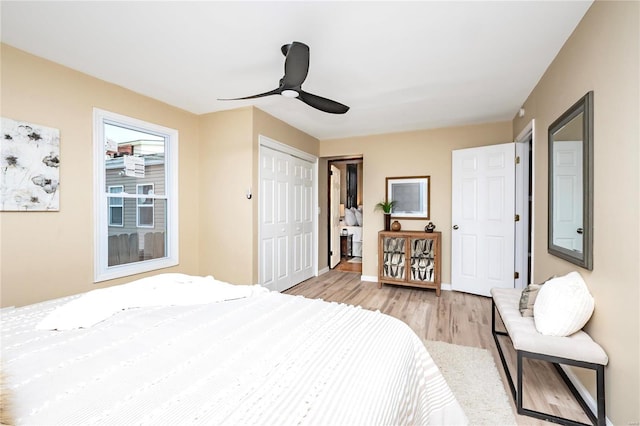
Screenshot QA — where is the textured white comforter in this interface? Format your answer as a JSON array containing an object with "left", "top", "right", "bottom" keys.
[{"left": 1, "top": 284, "right": 467, "bottom": 425}]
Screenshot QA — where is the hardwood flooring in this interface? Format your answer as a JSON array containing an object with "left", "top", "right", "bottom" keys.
[
  {"left": 333, "top": 257, "right": 362, "bottom": 273},
  {"left": 284, "top": 270, "right": 591, "bottom": 426}
]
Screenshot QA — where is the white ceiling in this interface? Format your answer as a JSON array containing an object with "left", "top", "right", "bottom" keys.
[{"left": 0, "top": 1, "right": 593, "bottom": 140}]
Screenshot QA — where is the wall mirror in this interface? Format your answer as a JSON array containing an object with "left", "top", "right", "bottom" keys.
[
  {"left": 548, "top": 91, "right": 593, "bottom": 270},
  {"left": 386, "top": 176, "right": 430, "bottom": 219}
]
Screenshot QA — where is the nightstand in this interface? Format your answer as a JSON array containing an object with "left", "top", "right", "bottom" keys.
[{"left": 340, "top": 234, "right": 353, "bottom": 259}]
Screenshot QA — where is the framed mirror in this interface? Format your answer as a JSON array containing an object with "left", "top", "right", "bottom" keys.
[
  {"left": 548, "top": 91, "right": 593, "bottom": 270},
  {"left": 386, "top": 176, "right": 430, "bottom": 219}
]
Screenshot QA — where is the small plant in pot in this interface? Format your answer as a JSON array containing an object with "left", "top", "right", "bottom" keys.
[{"left": 375, "top": 200, "right": 396, "bottom": 231}]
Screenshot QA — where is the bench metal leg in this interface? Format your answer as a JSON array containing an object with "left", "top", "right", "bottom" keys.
[
  {"left": 492, "top": 299, "right": 516, "bottom": 400},
  {"left": 491, "top": 299, "right": 606, "bottom": 426}
]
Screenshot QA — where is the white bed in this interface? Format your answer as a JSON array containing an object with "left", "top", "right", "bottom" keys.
[{"left": 1, "top": 274, "right": 467, "bottom": 425}]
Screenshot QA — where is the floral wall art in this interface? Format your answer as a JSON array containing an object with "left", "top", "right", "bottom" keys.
[{"left": 1, "top": 117, "right": 60, "bottom": 211}]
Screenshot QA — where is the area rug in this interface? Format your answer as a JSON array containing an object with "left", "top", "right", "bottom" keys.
[
  {"left": 424, "top": 340, "right": 516, "bottom": 425},
  {"left": 347, "top": 257, "right": 362, "bottom": 263}
]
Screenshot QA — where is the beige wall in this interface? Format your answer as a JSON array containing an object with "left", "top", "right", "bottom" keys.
[
  {"left": 200, "top": 106, "right": 323, "bottom": 279},
  {"left": 319, "top": 122, "right": 513, "bottom": 282},
  {"left": 512, "top": 1, "right": 639, "bottom": 423},
  {"left": 196, "top": 107, "right": 320, "bottom": 285},
  {"left": 198, "top": 108, "right": 254, "bottom": 284},
  {"left": 0, "top": 44, "right": 202, "bottom": 307},
  {"left": 0, "top": 43, "right": 319, "bottom": 304}
]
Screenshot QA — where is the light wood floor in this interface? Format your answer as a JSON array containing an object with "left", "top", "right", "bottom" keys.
[
  {"left": 284, "top": 270, "right": 591, "bottom": 426},
  {"left": 334, "top": 257, "right": 362, "bottom": 273}
]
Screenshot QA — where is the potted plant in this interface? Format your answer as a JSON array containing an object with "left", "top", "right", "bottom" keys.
[{"left": 375, "top": 200, "right": 396, "bottom": 231}]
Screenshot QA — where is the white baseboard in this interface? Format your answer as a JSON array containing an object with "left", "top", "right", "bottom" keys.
[
  {"left": 560, "top": 365, "right": 613, "bottom": 426},
  {"left": 317, "top": 266, "right": 330, "bottom": 276}
]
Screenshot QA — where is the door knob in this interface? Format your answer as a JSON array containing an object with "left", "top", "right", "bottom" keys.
[
  {"left": 453, "top": 225, "right": 459, "bottom": 230},
  {"left": 577, "top": 228, "right": 584, "bottom": 234}
]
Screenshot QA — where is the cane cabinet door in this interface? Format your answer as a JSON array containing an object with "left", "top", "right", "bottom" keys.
[{"left": 378, "top": 231, "right": 441, "bottom": 296}]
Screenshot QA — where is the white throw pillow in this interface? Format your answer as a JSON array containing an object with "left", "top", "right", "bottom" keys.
[
  {"left": 533, "top": 271, "right": 595, "bottom": 336},
  {"left": 354, "top": 209, "right": 363, "bottom": 226},
  {"left": 344, "top": 207, "right": 357, "bottom": 226}
]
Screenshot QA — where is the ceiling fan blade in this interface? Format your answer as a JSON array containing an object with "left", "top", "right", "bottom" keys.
[
  {"left": 281, "top": 41, "right": 309, "bottom": 88},
  {"left": 218, "top": 87, "right": 281, "bottom": 101},
  {"left": 298, "top": 90, "right": 349, "bottom": 114}
]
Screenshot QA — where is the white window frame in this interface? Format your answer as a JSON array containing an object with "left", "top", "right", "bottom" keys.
[
  {"left": 93, "top": 108, "right": 179, "bottom": 282},
  {"left": 108, "top": 185, "right": 124, "bottom": 227},
  {"left": 136, "top": 183, "right": 155, "bottom": 228}
]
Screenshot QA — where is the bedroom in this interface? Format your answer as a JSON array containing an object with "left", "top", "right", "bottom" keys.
[{"left": 0, "top": 1, "right": 638, "bottom": 425}]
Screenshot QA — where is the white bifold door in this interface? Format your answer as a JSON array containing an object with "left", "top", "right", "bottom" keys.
[
  {"left": 451, "top": 143, "right": 516, "bottom": 297},
  {"left": 260, "top": 143, "right": 315, "bottom": 292}
]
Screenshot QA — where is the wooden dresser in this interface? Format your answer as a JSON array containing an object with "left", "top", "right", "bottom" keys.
[{"left": 378, "top": 230, "right": 442, "bottom": 296}]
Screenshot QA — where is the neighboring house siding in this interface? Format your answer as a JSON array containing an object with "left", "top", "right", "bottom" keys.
[{"left": 105, "top": 159, "right": 166, "bottom": 253}]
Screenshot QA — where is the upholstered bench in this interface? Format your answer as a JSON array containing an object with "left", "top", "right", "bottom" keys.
[{"left": 491, "top": 287, "right": 608, "bottom": 426}]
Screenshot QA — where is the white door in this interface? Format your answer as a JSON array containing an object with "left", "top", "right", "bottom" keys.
[
  {"left": 552, "top": 141, "right": 583, "bottom": 251},
  {"left": 260, "top": 143, "right": 315, "bottom": 292},
  {"left": 291, "top": 159, "right": 314, "bottom": 285},
  {"left": 260, "top": 147, "right": 291, "bottom": 292},
  {"left": 452, "top": 143, "right": 516, "bottom": 296},
  {"left": 329, "top": 165, "right": 341, "bottom": 268}
]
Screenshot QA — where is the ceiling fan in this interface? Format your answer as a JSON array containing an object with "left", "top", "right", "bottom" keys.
[{"left": 219, "top": 41, "right": 349, "bottom": 114}]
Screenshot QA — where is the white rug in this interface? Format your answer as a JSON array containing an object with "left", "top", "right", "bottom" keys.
[
  {"left": 347, "top": 257, "right": 362, "bottom": 263},
  {"left": 424, "top": 340, "right": 516, "bottom": 425}
]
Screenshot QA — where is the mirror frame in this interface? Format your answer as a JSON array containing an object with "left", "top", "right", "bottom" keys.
[
  {"left": 548, "top": 91, "right": 594, "bottom": 270},
  {"left": 386, "top": 176, "right": 430, "bottom": 219}
]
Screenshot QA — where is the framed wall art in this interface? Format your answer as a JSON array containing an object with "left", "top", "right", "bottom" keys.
[
  {"left": 1, "top": 117, "right": 60, "bottom": 211},
  {"left": 386, "top": 175, "right": 430, "bottom": 219}
]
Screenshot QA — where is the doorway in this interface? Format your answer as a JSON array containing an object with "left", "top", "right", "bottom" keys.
[
  {"left": 451, "top": 127, "right": 534, "bottom": 296},
  {"left": 327, "top": 158, "right": 363, "bottom": 273}
]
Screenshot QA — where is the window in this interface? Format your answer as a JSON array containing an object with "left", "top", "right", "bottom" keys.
[
  {"left": 136, "top": 183, "right": 154, "bottom": 227},
  {"left": 108, "top": 185, "right": 124, "bottom": 227},
  {"left": 94, "top": 108, "right": 178, "bottom": 282}
]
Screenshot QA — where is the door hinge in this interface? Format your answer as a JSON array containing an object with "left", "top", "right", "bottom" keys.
[
  {"left": 515, "top": 214, "right": 520, "bottom": 222},
  {"left": 330, "top": 250, "right": 333, "bottom": 256},
  {"left": 515, "top": 156, "right": 520, "bottom": 164},
  {"left": 514, "top": 272, "right": 520, "bottom": 279},
  {"left": 329, "top": 170, "right": 333, "bottom": 176}
]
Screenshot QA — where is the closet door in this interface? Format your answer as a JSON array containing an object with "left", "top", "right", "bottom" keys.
[
  {"left": 260, "top": 143, "right": 315, "bottom": 292},
  {"left": 291, "top": 157, "right": 314, "bottom": 285},
  {"left": 260, "top": 147, "right": 291, "bottom": 292}
]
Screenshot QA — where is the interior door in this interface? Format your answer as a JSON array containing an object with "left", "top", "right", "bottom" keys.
[
  {"left": 329, "top": 165, "right": 341, "bottom": 268},
  {"left": 260, "top": 144, "right": 315, "bottom": 292},
  {"left": 291, "top": 158, "right": 314, "bottom": 285},
  {"left": 260, "top": 147, "right": 291, "bottom": 292},
  {"left": 552, "top": 141, "right": 583, "bottom": 251},
  {"left": 451, "top": 143, "right": 516, "bottom": 296}
]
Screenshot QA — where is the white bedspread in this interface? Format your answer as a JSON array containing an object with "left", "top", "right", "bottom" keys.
[
  {"left": 36, "top": 273, "right": 268, "bottom": 331},
  {"left": 1, "top": 282, "right": 467, "bottom": 425}
]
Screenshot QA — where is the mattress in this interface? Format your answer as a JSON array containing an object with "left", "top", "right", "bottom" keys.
[{"left": 1, "top": 276, "right": 467, "bottom": 425}]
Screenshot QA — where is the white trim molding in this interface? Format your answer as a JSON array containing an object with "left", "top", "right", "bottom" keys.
[{"left": 93, "top": 108, "right": 179, "bottom": 282}]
